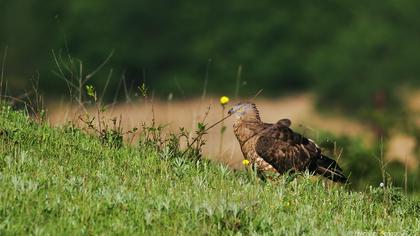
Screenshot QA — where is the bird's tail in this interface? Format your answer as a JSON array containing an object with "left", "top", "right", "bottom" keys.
[{"left": 314, "top": 155, "right": 348, "bottom": 183}]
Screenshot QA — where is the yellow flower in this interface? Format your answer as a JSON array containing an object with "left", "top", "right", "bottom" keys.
[
  {"left": 242, "top": 159, "right": 250, "bottom": 166},
  {"left": 220, "top": 96, "right": 230, "bottom": 105}
]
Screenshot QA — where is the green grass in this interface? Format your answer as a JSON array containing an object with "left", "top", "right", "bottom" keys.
[{"left": 0, "top": 106, "right": 419, "bottom": 235}]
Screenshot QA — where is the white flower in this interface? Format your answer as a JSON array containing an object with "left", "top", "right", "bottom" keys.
[{"left": 379, "top": 182, "right": 385, "bottom": 188}]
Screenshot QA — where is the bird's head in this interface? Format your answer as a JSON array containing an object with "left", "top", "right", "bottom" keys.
[{"left": 228, "top": 102, "right": 261, "bottom": 121}]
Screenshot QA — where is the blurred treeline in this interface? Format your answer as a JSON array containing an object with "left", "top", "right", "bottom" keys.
[{"left": 2, "top": 0, "right": 420, "bottom": 113}]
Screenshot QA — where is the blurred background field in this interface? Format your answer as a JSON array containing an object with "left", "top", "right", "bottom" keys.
[
  {"left": 46, "top": 93, "right": 420, "bottom": 191},
  {"left": 48, "top": 94, "right": 372, "bottom": 166},
  {"left": 1, "top": 1, "right": 420, "bottom": 192}
]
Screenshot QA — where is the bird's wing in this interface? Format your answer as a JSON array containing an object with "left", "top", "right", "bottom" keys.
[{"left": 255, "top": 123, "right": 320, "bottom": 173}]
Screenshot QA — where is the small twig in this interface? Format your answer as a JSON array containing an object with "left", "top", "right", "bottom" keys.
[
  {"left": 234, "top": 64, "right": 242, "bottom": 99},
  {"left": 404, "top": 155, "right": 408, "bottom": 193},
  {"left": 78, "top": 115, "right": 101, "bottom": 134},
  {"left": 181, "top": 113, "right": 233, "bottom": 157},
  {"left": 219, "top": 105, "right": 226, "bottom": 156},
  {"left": 1, "top": 46, "right": 8, "bottom": 97},
  {"left": 1, "top": 95, "right": 37, "bottom": 117},
  {"left": 99, "top": 68, "right": 113, "bottom": 102},
  {"left": 85, "top": 50, "right": 114, "bottom": 81},
  {"left": 122, "top": 72, "right": 131, "bottom": 103},
  {"left": 201, "top": 105, "right": 211, "bottom": 124},
  {"left": 248, "top": 89, "right": 263, "bottom": 101},
  {"left": 201, "top": 59, "right": 211, "bottom": 101}
]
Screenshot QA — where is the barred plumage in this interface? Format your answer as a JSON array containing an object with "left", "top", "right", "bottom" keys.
[{"left": 228, "top": 102, "right": 347, "bottom": 183}]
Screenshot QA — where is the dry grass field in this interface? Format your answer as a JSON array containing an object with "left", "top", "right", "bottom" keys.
[{"left": 47, "top": 93, "right": 405, "bottom": 169}]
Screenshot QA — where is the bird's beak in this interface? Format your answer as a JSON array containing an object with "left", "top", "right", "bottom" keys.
[{"left": 228, "top": 108, "right": 233, "bottom": 115}]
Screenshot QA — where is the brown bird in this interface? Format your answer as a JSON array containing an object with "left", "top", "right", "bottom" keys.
[{"left": 228, "top": 102, "right": 347, "bottom": 183}]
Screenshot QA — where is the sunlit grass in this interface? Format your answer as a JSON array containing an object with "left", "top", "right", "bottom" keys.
[{"left": 0, "top": 107, "right": 419, "bottom": 235}]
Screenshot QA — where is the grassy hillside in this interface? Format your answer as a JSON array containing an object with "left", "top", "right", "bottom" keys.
[{"left": 0, "top": 106, "right": 419, "bottom": 235}]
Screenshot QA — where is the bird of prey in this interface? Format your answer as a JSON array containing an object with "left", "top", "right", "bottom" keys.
[{"left": 228, "top": 102, "right": 347, "bottom": 183}]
